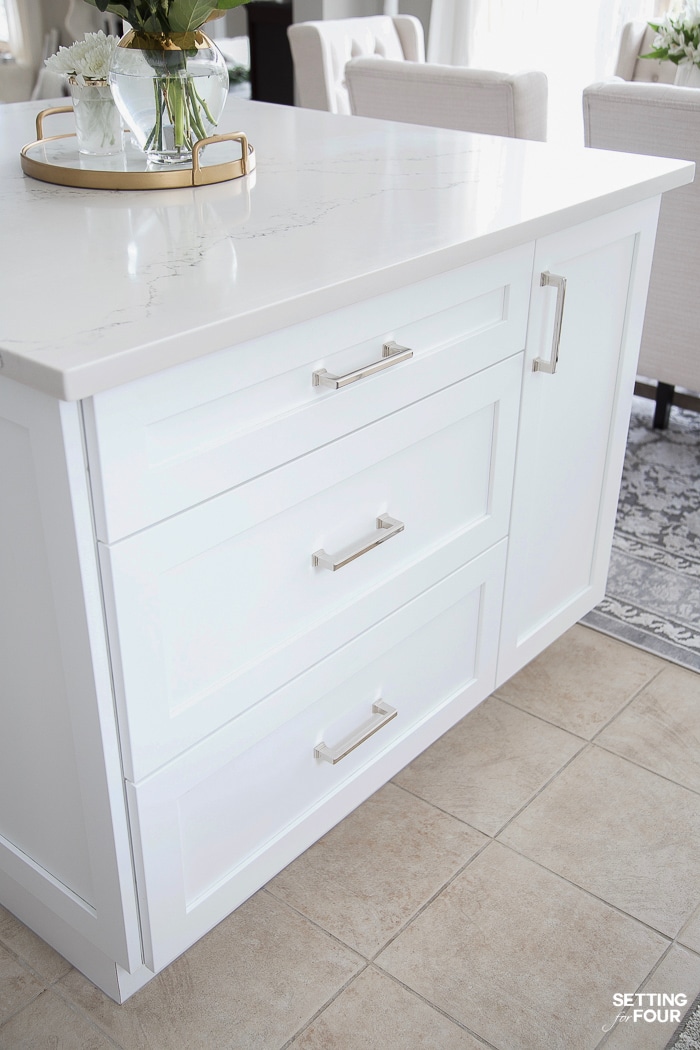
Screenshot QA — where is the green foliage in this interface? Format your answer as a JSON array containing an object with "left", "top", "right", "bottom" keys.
[
  {"left": 640, "top": 6, "right": 700, "bottom": 67},
  {"left": 84, "top": 0, "right": 250, "bottom": 35},
  {"left": 227, "top": 62, "right": 249, "bottom": 84}
]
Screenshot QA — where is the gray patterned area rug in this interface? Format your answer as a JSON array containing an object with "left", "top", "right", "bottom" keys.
[
  {"left": 580, "top": 396, "right": 700, "bottom": 672},
  {"left": 667, "top": 991, "right": 700, "bottom": 1049}
]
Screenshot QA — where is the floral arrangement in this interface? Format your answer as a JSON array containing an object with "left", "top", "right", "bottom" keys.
[
  {"left": 45, "top": 31, "right": 123, "bottom": 154},
  {"left": 83, "top": 0, "right": 251, "bottom": 34},
  {"left": 642, "top": 0, "right": 700, "bottom": 68},
  {"left": 44, "top": 29, "right": 120, "bottom": 84}
]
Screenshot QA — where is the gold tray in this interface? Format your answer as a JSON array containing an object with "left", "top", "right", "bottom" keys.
[{"left": 20, "top": 107, "right": 256, "bottom": 190}]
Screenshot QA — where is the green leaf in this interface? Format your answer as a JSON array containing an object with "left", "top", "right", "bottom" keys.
[
  {"left": 164, "top": 1, "right": 218, "bottom": 32},
  {"left": 81, "top": 0, "right": 251, "bottom": 32},
  {"left": 82, "top": 0, "right": 133, "bottom": 19}
]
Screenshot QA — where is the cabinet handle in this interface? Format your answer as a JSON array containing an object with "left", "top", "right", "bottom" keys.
[
  {"left": 312, "top": 514, "right": 404, "bottom": 571},
  {"left": 314, "top": 701, "right": 398, "bottom": 764},
  {"left": 312, "top": 341, "right": 413, "bottom": 389},
  {"left": 533, "top": 271, "right": 567, "bottom": 374}
]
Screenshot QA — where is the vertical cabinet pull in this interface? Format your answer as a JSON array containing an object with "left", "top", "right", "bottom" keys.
[
  {"left": 312, "top": 341, "right": 413, "bottom": 389},
  {"left": 312, "top": 514, "right": 404, "bottom": 571},
  {"left": 533, "top": 271, "right": 567, "bottom": 374},
  {"left": 314, "top": 701, "right": 398, "bottom": 764}
]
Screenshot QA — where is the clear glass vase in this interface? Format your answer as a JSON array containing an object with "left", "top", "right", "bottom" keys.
[
  {"left": 68, "top": 77, "right": 123, "bottom": 156},
  {"left": 109, "top": 29, "right": 229, "bottom": 165},
  {"left": 675, "top": 62, "right": 700, "bottom": 87}
]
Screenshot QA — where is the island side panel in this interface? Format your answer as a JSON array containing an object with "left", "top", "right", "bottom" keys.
[{"left": 0, "top": 376, "right": 142, "bottom": 977}]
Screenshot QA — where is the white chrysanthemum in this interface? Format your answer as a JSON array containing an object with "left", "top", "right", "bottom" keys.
[{"left": 44, "top": 31, "right": 120, "bottom": 81}]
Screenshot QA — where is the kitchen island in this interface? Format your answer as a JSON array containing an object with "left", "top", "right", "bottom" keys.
[{"left": 0, "top": 95, "right": 692, "bottom": 1002}]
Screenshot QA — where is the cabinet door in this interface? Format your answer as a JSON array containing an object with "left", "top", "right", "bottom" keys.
[{"left": 497, "top": 200, "right": 660, "bottom": 684}]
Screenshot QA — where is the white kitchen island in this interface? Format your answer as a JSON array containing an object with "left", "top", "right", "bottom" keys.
[{"left": 0, "top": 95, "right": 693, "bottom": 1002}]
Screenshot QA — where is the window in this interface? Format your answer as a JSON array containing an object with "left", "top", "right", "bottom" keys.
[{"left": 0, "top": 1, "right": 9, "bottom": 51}]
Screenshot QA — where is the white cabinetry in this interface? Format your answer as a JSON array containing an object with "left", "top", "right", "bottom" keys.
[
  {"left": 0, "top": 199, "right": 661, "bottom": 1002},
  {"left": 497, "top": 201, "right": 659, "bottom": 683}
]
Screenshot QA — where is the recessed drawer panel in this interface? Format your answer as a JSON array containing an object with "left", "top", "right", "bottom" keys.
[
  {"left": 84, "top": 244, "right": 533, "bottom": 542},
  {"left": 126, "top": 542, "right": 506, "bottom": 973},
  {"left": 100, "top": 355, "right": 521, "bottom": 782}
]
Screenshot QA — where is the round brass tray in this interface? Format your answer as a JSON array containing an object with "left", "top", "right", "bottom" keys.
[{"left": 20, "top": 107, "right": 256, "bottom": 190}]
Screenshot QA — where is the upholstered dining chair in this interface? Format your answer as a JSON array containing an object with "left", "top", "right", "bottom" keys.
[
  {"left": 287, "top": 15, "right": 425, "bottom": 114},
  {"left": 614, "top": 20, "right": 677, "bottom": 84},
  {"left": 345, "top": 58, "right": 548, "bottom": 141},
  {"left": 583, "top": 78, "right": 700, "bottom": 426}
]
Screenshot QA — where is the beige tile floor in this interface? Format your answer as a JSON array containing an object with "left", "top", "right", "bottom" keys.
[{"left": 2, "top": 623, "right": 700, "bottom": 1050}]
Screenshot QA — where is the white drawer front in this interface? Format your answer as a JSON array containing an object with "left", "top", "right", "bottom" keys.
[
  {"left": 101, "top": 356, "right": 521, "bottom": 781},
  {"left": 126, "top": 543, "right": 506, "bottom": 973},
  {"left": 84, "top": 244, "right": 532, "bottom": 542}
]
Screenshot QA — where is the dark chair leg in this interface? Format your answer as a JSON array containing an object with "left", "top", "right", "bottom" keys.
[{"left": 653, "top": 382, "right": 675, "bottom": 429}]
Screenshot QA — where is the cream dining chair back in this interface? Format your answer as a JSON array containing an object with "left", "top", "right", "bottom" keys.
[
  {"left": 614, "top": 20, "right": 677, "bottom": 84},
  {"left": 583, "top": 77, "right": 700, "bottom": 426},
  {"left": 345, "top": 58, "right": 548, "bottom": 141},
  {"left": 286, "top": 15, "right": 425, "bottom": 114}
]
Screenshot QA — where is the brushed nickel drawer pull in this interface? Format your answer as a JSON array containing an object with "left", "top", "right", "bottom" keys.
[
  {"left": 533, "top": 271, "right": 567, "bottom": 374},
  {"left": 312, "top": 340, "right": 413, "bottom": 389},
  {"left": 312, "top": 514, "right": 404, "bottom": 571},
  {"left": 314, "top": 701, "right": 398, "bottom": 764}
]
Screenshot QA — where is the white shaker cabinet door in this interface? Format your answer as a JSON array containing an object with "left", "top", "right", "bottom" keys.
[{"left": 497, "top": 199, "right": 661, "bottom": 684}]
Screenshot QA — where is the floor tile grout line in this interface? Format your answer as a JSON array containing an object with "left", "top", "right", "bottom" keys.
[
  {"left": 489, "top": 739, "right": 594, "bottom": 840},
  {"left": 364, "top": 836, "right": 497, "bottom": 963},
  {"left": 493, "top": 837, "right": 684, "bottom": 943},
  {"left": 264, "top": 831, "right": 494, "bottom": 970},
  {"left": 0, "top": 934, "right": 71, "bottom": 990},
  {"left": 585, "top": 663, "right": 671, "bottom": 742},
  {"left": 590, "top": 737, "right": 700, "bottom": 800},
  {"left": 390, "top": 722, "right": 593, "bottom": 842},
  {"left": 601, "top": 937, "right": 700, "bottom": 1049},
  {"left": 277, "top": 961, "right": 371, "bottom": 1050},
  {"left": 4, "top": 986, "right": 127, "bottom": 1050},
  {"left": 0, "top": 986, "right": 46, "bottom": 1033},
  {"left": 492, "top": 690, "right": 594, "bottom": 742},
  {"left": 677, "top": 903, "right": 700, "bottom": 950},
  {"left": 260, "top": 886, "right": 369, "bottom": 963},
  {"left": 494, "top": 672, "right": 663, "bottom": 746},
  {"left": 366, "top": 962, "right": 503, "bottom": 1050},
  {"left": 594, "top": 939, "right": 695, "bottom": 1050},
  {"left": 387, "top": 777, "right": 495, "bottom": 838}
]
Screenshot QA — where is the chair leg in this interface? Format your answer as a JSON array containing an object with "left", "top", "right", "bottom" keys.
[{"left": 653, "top": 382, "right": 675, "bottom": 430}]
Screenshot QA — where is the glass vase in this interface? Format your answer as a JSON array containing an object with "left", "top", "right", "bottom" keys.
[
  {"left": 68, "top": 77, "right": 123, "bottom": 156},
  {"left": 675, "top": 62, "right": 700, "bottom": 87},
  {"left": 109, "top": 29, "right": 229, "bottom": 165}
]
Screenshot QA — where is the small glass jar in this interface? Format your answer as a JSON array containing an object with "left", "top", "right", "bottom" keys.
[{"left": 68, "top": 77, "right": 123, "bottom": 156}]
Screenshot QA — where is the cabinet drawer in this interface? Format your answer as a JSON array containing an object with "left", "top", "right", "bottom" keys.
[
  {"left": 100, "top": 355, "right": 521, "bottom": 781},
  {"left": 84, "top": 244, "right": 532, "bottom": 542},
  {"left": 126, "top": 542, "right": 506, "bottom": 973}
]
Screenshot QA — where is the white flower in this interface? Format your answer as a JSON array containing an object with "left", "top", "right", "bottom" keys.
[
  {"left": 44, "top": 31, "right": 120, "bottom": 82},
  {"left": 648, "top": 1, "right": 700, "bottom": 64},
  {"left": 681, "top": 0, "right": 700, "bottom": 29}
]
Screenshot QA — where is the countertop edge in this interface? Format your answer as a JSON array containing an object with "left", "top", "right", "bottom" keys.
[{"left": 2, "top": 160, "right": 693, "bottom": 403}]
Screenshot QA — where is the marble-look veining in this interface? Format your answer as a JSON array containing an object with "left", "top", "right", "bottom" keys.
[{"left": 0, "top": 97, "right": 692, "bottom": 399}]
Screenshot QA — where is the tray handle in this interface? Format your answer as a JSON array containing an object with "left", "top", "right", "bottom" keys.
[
  {"left": 35, "top": 106, "right": 74, "bottom": 141},
  {"left": 192, "top": 131, "right": 249, "bottom": 186}
]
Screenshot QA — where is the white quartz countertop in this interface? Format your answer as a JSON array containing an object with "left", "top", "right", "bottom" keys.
[{"left": 1, "top": 96, "right": 693, "bottom": 400}]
